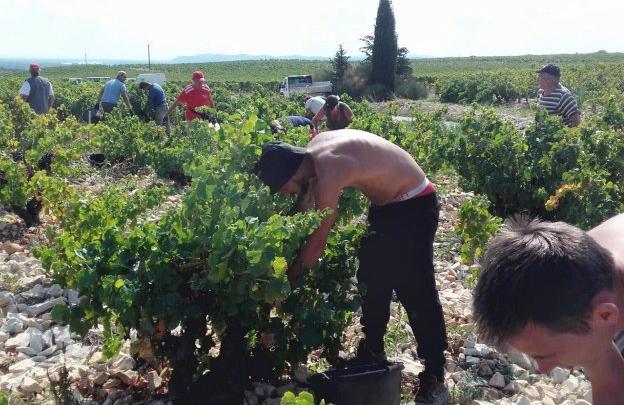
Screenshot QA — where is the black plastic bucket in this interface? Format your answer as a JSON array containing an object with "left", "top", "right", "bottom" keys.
[
  {"left": 82, "top": 108, "right": 101, "bottom": 124},
  {"left": 308, "top": 362, "right": 404, "bottom": 405},
  {"left": 88, "top": 153, "right": 106, "bottom": 167}
]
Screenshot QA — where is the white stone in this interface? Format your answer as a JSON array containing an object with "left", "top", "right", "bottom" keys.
[
  {"left": 2, "top": 317, "right": 23, "bottom": 334},
  {"left": 511, "top": 364, "right": 529, "bottom": 380},
  {"left": 575, "top": 401, "right": 591, "bottom": 405},
  {"left": 47, "top": 284, "right": 63, "bottom": 298},
  {"left": 561, "top": 375, "right": 580, "bottom": 395},
  {"left": 65, "top": 344, "right": 91, "bottom": 362},
  {"left": 93, "top": 372, "right": 109, "bottom": 386},
  {"left": 102, "top": 378, "right": 121, "bottom": 389},
  {"left": 549, "top": 367, "right": 570, "bottom": 384},
  {"left": 38, "top": 345, "right": 55, "bottom": 357},
  {"left": 2, "top": 242, "right": 24, "bottom": 255},
  {"left": 504, "top": 381, "right": 522, "bottom": 394},
  {"left": 507, "top": 350, "right": 534, "bottom": 370},
  {"left": 478, "top": 362, "right": 493, "bottom": 377},
  {"left": 8, "top": 358, "right": 37, "bottom": 373},
  {"left": 51, "top": 325, "right": 72, "bottom": 348},
  {"left": 25, "top": 297, "right": 66, "bottom": 317},
  {"left": 19, "top": 376, "right": 43, "bottom": 393},
  {"left": 0, "top": 292, "right": 14, "bottom": 307},
  {"left": 513, "top": 396, "right": 531, "bottom": 405},
  {"left": 489, "top": 372, "right": 506, "bottom": 388},
  {"left": 252, "top": 382, "right": 275, "bottom": 397},
  {"left": 28, "top": 327, "right": 45, "bottom": 352},
  {"left": 8, "top": 261, "right": 26, "bottom": 274},
  {"left": 65, "top": 290, "right": 80, "bottom": 306},
  {"left": 9, "top": 251, "right": 28, "bottom": 262},
  {"left": 5, "top": 330, "right": 31, "bottom": 349},
  {"left": 523, "top": 385, "right": 542, "bottom": 400},
  {"left": 583, "top": 390, "right": 592, "bottom": 402},
  {"left": 23, "top": 284, "right": 46, "bottom": 300},
  {"left": 112, "top": 353, "right": 135, "bottom": 371},
  {"left": 114, "top": 369, "right": 137, "bottom": 385},
  {"left": 17, "top": 346, "right": 39, "bottom": 356}
]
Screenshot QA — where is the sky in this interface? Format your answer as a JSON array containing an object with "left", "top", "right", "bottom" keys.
[{"left": 1, "top": 0, "right": 622, "bottom": 61}]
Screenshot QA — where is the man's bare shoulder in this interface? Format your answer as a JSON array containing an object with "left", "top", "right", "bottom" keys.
[{"left": 589, "top": 213, "right": 624, "bottom": 266}]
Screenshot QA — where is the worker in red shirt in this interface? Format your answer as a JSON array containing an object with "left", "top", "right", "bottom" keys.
[{"left": 165, "top": 71, "right": 215, "bottom": 121}]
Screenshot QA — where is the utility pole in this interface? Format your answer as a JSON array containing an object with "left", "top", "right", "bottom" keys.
[
  {"left": 84, "top": 52, "right": 87, "bottom": 66},
  {"left": 147, "top": 43, "right": 151, "bottom": 71}
]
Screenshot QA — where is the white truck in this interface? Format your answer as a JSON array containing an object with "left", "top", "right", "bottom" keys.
[
  {"left": 136, "top": 73, "right": 166, "bottom": 86},
  {"left": 279, "top": 75, "right": 332, "bottom": 97}
]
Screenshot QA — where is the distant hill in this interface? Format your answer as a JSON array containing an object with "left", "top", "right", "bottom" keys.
[
  {"left": 170, "top": 53, "right": 330, "bottom": 63},
  {"left": 169, "top": 53, "right": 431, "bottom": 63}
]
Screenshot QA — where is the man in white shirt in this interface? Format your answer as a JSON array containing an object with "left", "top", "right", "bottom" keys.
[{"left": 19, "top": 64, "right": 54, "bottom": 114}]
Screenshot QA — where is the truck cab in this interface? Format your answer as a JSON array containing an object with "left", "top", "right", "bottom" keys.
[{"left": 280, "top": 75, "right": 332, "bottom": 97}]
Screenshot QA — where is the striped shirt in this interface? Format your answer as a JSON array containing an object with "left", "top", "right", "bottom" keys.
[{"left": 537, "top": 84, "right": 580, "bottom": 126}]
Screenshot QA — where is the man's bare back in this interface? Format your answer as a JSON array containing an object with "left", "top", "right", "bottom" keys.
[
  {"left": 307, "top": 129, "right": 426, "bottom": 206},
  {"left": 589, "top": 213, "right": 624, "bottom": 275}
]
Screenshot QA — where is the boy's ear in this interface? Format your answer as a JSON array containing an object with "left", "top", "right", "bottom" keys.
[{"left": 591, "top": 302, "right": 619, "bottom": 327}]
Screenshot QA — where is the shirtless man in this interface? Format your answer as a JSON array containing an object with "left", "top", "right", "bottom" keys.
[
  {"left": 254, "top": 129, "right": 450, "bottom": 404},
  {"left": 473, "top": 214, "right": 624, "bottom": 404}
]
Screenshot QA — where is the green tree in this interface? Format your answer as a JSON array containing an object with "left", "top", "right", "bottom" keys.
[
  {"left": 359, "top": 35, "right": 374, "bottom": 62},
  {"left": 330, "top": 44, "right": 351, "bottom": 88},
  {"left": 396, "top": 46, "right": 413, "bottom": 77},
  {"left": 371, "top": 0, "right": 398, "bottom": 95}
]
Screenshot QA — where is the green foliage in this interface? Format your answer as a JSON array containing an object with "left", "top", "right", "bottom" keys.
[
  {"left": 395, "top": 77, "right": 428, "bottom": 100},
  {"left": 455, "top": 195, "right": 502, "bottom": 269},
  {"left": 396, "top": 47, "right": 413, "bottom": 78},
  {"left": 30, "top": 103, "right": 364, "bottom": 386},
  {"left": 445, "top": 105, "right": 624, "bottom": 228},
  {"left": 281, "top": 390, "right": 330, "bottom": 405}
]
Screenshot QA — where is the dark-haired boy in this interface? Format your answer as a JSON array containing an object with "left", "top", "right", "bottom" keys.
[
  {"left": 473, "top": 214, "right": 624, "bottom": 404},
  {"left": 254, "top": 129, "right": 449, "bottom": 404}
]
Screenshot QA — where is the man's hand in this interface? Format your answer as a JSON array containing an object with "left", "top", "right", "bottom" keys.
[{"left": 296, "top": 179, "right": 315, "bottom": 212}]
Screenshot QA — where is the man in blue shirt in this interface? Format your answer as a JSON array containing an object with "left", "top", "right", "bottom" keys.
[
  {"left": 270, "top": 116, "right": 313, "bottom": 134},
  {"left": 96, "top": 71, "right": 133, "bottom": 113},
  {"left": 139, "top": 81, "right": 170, "bottom": 134}
]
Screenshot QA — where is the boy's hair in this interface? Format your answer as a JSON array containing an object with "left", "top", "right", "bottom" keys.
[
  {"left": 473, "top": 215, "right": 615, "bottom": 348},
  {"left": 138, "top": 81, "right": 150, "bottom": 90}
]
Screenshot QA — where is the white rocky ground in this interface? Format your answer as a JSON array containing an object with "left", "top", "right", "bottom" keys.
[{"left": 0, "top": 180, "right": 596, "bottom": 404}]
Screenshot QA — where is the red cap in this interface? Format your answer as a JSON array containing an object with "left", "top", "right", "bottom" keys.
[
  {"left": 192, "top": 71, "right": 205, "bottom": 81},
  {"left": 29, "top": 63, "right": 40, "bottom": 71}
]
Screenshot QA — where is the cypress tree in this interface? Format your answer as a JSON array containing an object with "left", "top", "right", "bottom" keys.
[{"left": 371, "top": 0, "right": 398, "bottom": 94}]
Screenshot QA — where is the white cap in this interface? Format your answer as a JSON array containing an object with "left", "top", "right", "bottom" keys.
[{"left": 304, "top": 96, "right": 325, "bottom": 115}]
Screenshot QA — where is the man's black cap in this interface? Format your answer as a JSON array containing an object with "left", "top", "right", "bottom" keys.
[
  {"left": 536, "top": 64, "right": 561, "bottom": 78},
  {"left": 253, "top": 141, "right": 307, "bottom": 193}
]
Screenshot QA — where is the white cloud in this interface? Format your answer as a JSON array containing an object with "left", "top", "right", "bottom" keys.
[{"left": 0, "top": 0, "right": 621, "bottom": 60}]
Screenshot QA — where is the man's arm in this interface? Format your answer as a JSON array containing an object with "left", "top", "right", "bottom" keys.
[
  {"left": 288, "top": 180, "right": 341, "bottom": 281},
  {"left": 48, "top": 83, "right": 55, "bottom": 107},
  {"left": 18, "top": 82, "right": 29, "bottom": 101},
  {"left": 312, "top": 108, "right": 326, "bottom": 128},
  {"left": 165, "top": 99, "right": 181, "bottom": 117},
  {"left": 121, "top": 91, "right": 133, "bottom": 112},
  {"left": 342, "top": 103, "right": 354, "bottom": 124},
  {"left": 207, "top": 91, "right": 215, "bottom": 108}
]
